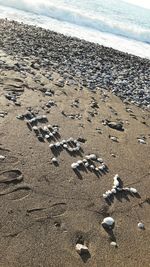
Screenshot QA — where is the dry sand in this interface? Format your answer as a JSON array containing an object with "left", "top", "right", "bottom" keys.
[{"left": 0, "top": 28, "right": 150, "bottom": 267}]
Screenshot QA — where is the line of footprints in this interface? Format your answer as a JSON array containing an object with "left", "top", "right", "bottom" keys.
[{"left": 17, "top": 111, "right": 145, "bottom": 256}]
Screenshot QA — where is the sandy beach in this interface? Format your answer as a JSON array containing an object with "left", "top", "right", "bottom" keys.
[{"left": 0, "top": 19, "right": 150, "bottom": 267}]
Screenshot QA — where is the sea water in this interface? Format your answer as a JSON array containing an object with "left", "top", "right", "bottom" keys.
[{"left": 0, "top": 0, "right": 150, "bottom": 59}]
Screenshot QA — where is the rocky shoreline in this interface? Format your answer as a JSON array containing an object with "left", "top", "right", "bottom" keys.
[{"left": 0, "top": 19, "right": 150, "bottom": 108}]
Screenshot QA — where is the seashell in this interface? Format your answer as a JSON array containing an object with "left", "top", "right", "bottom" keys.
[
  {"left": 102, "top": 217, "right": 115, "bottom": 229},
  {"left": 137, "top": 222, "right": 145, "bottom": 229},
  {"left": 75, "top": 244, "right": 89, "bottom": 255},
  {"left": 71, "top": 163, "right": 79, "bottom": 169},
  {"left": 129, "top": 187, "right": 137, "bottom": 194}
]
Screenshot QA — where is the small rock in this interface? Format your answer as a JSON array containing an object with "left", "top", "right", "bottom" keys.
[
  {"left": 0, "top": 155, "right": 5, "bottom": 160},
  {"left": 137, "top": 222, "right": 145, "bottom": 230},
  {"left": 102, "top": 217, "right": 115, "bottom": 229},
  {"left": 110, "top": 241, "right": 118, "bottom": 247},
  {"left": 138, "top": 138, "right": 146, "bottom": 144},
  {"left": 110, "top": 136, "right": 118, "bottom": 142},
  {"left": 75, "top": 244, "right": 89, "bottom": 255},
  {"left": 52, "top": 157, "right": 58, "bottom": 164}
]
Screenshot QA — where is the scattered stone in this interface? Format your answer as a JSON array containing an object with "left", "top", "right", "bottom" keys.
[
  {"left": 110, "top": 241, "right": 118, "bottom": 247},
  {"left": 137, "top": 222, "right": 145, "bottom": 230},
  {"left": 75, "top": 244, "right": 89, "bottom": 255},
  {"left": 110, "top": 136, "right": 118, "bottom": 142},
  {"left": 0, "top": 155, "right": 5, "bottom": 160},
  {"left": 106, "top": 120, "right": 124, "bottom": 131},
  {"left": 52, "top": 157, "right": 58, "bottom": 164},
  {"left": 138, "top": 138, "right": 146, "bottom": 144},
  {"left": 102, "top": 217, "right": 115, "bottom": 229}
]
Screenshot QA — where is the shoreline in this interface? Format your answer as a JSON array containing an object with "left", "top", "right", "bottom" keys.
[{"left": 0, "top": 18, "right": 150, "bottom": 109}]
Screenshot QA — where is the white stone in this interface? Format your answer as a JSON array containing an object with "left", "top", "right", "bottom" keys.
[
  {"left": 63, "top": 144, "right": 68, "bottom": 148},
  {"left": 111, "top": 188, "right": 116, "bottom": 194},
  {"left": 0, "top": 155, "right": 5, "bottom": 160},
  {"left": 75, "top": 244, "right": 89, "bottom": 254},
  {"left": 77, "top": 160, "right": 83, "bottom": 165},
  {"left": 71, "top": 163, "right": 79, "bottom": 169},
  {"left": 113, "top": 174, "right": 120, "bottom": 187},
  {"left": 129, "top": 187, "right": 137, "bottom": 194},
  {"left": 97, "top": 158, "right": 103, "bottom": 163},
  {"left": 52, "top": 157, "right": 58, "bottom": 163},
  {"left": 85, "top": 162, "right": 89, "bottom": 167},
  {"left": 137, "top": 222, "right": 145, "bottom": 229},
  {"left": 90, "top": 165, "right": 95, "bottom": 169},
  {"left": 89, "top": 154, "right": 97, "bottom": 160},
  {"left": 49, "top": 144, "right": 54, "bottom": 148},
  {"left": 138, "top": 139, "right": 146, "bottom": 144},
  {"left": 102, "top": 217, "right": 115, "bottom": 227},
  {"left": 110, "top": 241, "right": 117, "bottom": 247}
]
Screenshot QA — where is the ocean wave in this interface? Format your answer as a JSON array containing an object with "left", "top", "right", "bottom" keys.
[{"left": 0, "top": 0, "right": 150, "bottom": 44}]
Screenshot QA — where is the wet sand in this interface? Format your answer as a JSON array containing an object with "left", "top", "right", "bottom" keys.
[{"left": 0, "top": 19, "right": 150, "bottom": 267}]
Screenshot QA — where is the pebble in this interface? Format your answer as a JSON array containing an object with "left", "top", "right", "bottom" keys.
[
  {"left": 110, "top": 241, "right": 118, "bottom": 247},
  {"left": 110, "top": 136, "right": 118, "bottom": 142},
  {"left": 0, "top": 155, "right": 5, "bottom": 160},
  {"left": 137, "top": 222, "right": 145, "bottom": 229},
  {"left": 52, "top": 157, "right": 58, "bottom": 163},
  {"left": 75, "top": 244, "right": 89, "bottom": 255},
  {"left": 129, "top": 187, "right": 138, "bottom": 194},
  {"left": 138, "top": 138, "right": 146, "bottom": 144},
  {"left": 71, "top": 163, "right": 79, "bottom": 169},
  {"left": 102, "top": 217, "right": 115, "bottom": 229}
]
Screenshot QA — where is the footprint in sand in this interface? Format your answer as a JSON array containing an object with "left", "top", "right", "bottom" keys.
[
  {"left": 0, "top": 169, "right": 23, "bottom": 184},
  {"left": 26, "top": 202, "right": 67, "bottom": 220}
]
